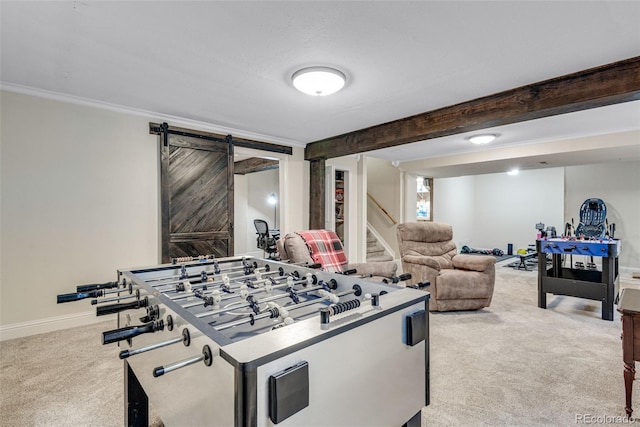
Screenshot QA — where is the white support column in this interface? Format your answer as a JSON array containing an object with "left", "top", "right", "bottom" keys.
[
  {"left": 399, "top": 170, "right": 406, "bottom": 223},
  {"left": 357, "top": 154, "right": 368, "bottom": 263}
]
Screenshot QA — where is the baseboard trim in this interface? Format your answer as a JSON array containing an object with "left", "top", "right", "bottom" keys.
[{"left": 0, "top": 310, "right": 115, "bottom": 342}]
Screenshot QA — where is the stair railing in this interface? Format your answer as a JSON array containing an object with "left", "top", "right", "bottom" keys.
[{"left": 367, "top": 193, "right": 397, "bottom": 225}]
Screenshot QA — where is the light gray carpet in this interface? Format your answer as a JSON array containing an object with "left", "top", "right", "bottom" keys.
[
  {"left": 0, "top": 320, "right": 163, "bottom": 427},
  {"left": 422, "top": 263, "right": 636, "bottom": 426},
  {"left": 1, "top": 263, "right": 637, "bottom": 426}
]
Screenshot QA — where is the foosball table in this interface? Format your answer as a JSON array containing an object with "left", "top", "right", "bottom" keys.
[
  {"left": 537, "top": 237, "right": 621, "bottom": 320},
  {"left": 58, "top": 256, "right": 429, "bottom": 426}
]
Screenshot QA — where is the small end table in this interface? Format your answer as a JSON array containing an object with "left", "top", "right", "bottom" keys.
[{"left": 618, "top": 288, "right": 640, "bottom": 417}]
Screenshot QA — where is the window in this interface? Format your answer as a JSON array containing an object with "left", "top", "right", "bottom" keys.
[{"left": 416, "top": 177, "right": 432, "bottom": 221}]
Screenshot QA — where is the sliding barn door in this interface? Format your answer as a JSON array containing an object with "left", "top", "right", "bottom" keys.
[{"left": 160, "top": 131, "right": 234, "bottom": 263}]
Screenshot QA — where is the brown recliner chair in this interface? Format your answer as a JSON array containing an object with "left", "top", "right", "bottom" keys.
[{"left": 396, "top": 222, "right": 496, "bottom": 312}]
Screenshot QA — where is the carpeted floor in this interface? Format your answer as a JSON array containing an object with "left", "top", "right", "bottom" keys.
[
  {"left": 422, "top": 262, "right": 637, "bottom": 426},
  {"left": 1, "top": 262, "right": 638, "bottom": 426}
]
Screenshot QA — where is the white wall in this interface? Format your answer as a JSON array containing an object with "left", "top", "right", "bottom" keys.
[
  {"left": 232, "top": 146, "right": 310, "bottom": 253},
  {"left": 248, "top": 169, "right": 279, "bottom": 230},
  {"left": 278, "top": 149, "right": 309, "bottom": 237},
  {"left": 1, "top": 91, "right": 159, "bottom": 333},
  {"left": 0, "top": 90, "right": 307, "bottom": 339},
  {"left": 432, "top": 175, "right": 476, "bottom": 249},
  {"left": 234, "top": 168, "right": 279, "bottom": 257},
  {"left": 430, "top": 164, "right": 639, "bottom": 269},
  {"left": 434, "top": 169, "right": 564, "bottom": 253},
  {"left": 565, "top": 162, "right": 640, "bottom": 269},
  {"left": 365, "top": 160, "right": 561, "bottom": 259},
  {"left": 233, "top": 173, "right": 250, "bottom": 255},
  {"left": 475, "top": 168, "right": 564, "bottom": 252},
  {"left": 366, "top": 157, "right": 401, "bottom": 257}
]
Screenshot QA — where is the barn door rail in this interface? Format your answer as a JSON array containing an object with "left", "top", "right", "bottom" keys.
[{"left": 149, "top": 122, "right": 293, "bottom": 155}]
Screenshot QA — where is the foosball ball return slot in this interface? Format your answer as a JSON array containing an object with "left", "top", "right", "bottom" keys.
[{"left": 55, "top": 255, "right": 429, "bottom": 426}]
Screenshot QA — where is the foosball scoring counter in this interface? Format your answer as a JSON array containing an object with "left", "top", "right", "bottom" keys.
[{"left": 58, "top": 256, "right": 429, "bottom": 427}]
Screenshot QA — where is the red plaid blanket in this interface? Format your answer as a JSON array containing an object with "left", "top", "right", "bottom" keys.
[{"left": 296, "top": 230, "right": 348, "bottom": 273}]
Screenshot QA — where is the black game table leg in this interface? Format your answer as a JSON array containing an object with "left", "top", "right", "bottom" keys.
[
  {"left": 602, "top": 255, "right": 615, "bottom": 321},
  {"left": 537, "top": 243, "right": 547, "bottom": 309},
  {"left": 125, "top": 361, "right": 149, "bottom": 427}
]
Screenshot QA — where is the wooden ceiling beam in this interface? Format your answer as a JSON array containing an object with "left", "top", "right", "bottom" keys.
[
  {"left": 304, "top": 56, "right": 640, "bottom": 161},
  {"left": 234, "top": 157, "right": 279, "bottom": 175}
]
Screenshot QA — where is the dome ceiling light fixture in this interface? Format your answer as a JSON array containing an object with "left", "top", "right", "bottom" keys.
[
  {"left": 467, "top": 134, "right": 498, "bottom": 145},
  {"left": 292, "top": 66, "right": 346, "bottom": 96}
]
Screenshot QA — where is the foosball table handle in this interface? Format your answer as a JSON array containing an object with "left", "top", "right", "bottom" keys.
[
  {"left": 102, "top": 319, "right": 164, "bottom": 345},
  {"left": 57, "top": 290, "right": 103, "bottom": 303},
  {"left": 96, "top": 296, "right": 149, "bottom": 316},
  {"left": 76, "top": 281, "right": 120, "bottom": 292},
  {"left": 153, "top": 345, "right": 213, "bottom": 377}
]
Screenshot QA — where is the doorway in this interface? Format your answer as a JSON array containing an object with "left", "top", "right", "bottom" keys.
[{"left": 233, "top": 151, "right": 280, "bottom": 257}]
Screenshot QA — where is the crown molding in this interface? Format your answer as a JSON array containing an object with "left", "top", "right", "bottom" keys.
[{"left": 0, "top": 82, "right": 305, "bottom": 148}]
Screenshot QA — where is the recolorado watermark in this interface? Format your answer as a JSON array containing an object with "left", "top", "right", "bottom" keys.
[{"left": 576, "top": 414, "right": 637, "bottom": 424}]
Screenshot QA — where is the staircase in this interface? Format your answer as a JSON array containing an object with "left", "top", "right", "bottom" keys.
[{"left": 366, "top": 229, "right": 394, "bottom": 262}]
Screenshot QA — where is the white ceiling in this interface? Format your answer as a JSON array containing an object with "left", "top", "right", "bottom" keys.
[{"left": 1, "top": 1, "right": 639, "bottom": 176}]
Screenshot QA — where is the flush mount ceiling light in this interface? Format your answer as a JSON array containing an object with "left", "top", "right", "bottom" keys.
[
  {"left": 292, "top": 66, "right": 346, "bottom": 96},
  {"left": 507, "top": 168, "right": 520, "bottom": 176},
  {"left": 467, "top": 134, "right": 498, "bottom": 145}
]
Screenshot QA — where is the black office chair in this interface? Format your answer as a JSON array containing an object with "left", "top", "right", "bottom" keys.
[{"left": 253, "top": 219, "right": 279, "bottom": 259}]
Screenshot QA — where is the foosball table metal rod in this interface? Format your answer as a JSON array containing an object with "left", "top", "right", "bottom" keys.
[
  {"left": 212, "top": 285, "right": 361, "bottom": 331},
  {"left": 179, "top": 273, "right": 315, "bottom": 308},
  {"left": 195, "top": 282, "right": 327, "bottom": 319},
  {"left": 91, "top": 289, "right": 140, "bottom": 305},
  {"left": 76, "top": 281, "right": 121, "bottom": 292},
  {"left": 152, "top": 345, "right": 213, "bottom": 377},
  {"left": 119, "top": 328, "right": 191, "bottom": 359},
  {"left": 164, "top": 269, "right": 284, "bottom": 300},
  {"left": 57, "top": 282, "right": 133, "bottom": 304},
  {"left": 141, "top": 258, "right": 256, "bottom": 286},
  {"left": 151, "top": 265, "right": 274, "bottom": 291}
]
